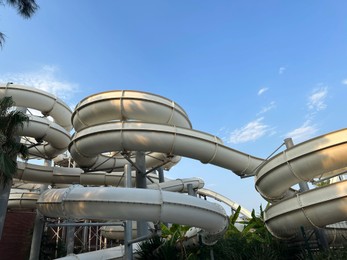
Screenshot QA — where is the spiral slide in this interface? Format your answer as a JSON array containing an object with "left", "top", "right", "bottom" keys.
[
  {"left": 1, "top": 84, "right": 346, "bottom": 259},
  {"left": 255, "top": 129, "right": 347, "bottom": 241},
  {"left": 0, "top": 84, "right": 258, "bottom": 259}
]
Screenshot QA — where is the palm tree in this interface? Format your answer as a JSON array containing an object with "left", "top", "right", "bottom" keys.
[
  {"left": 0, "top": 96, "right": 29, "bottom": 186},
  {"left": 0, "top": 0, "right": 39, "bottom": 47},
  {"left": 0, "top": 96, "right": 28, "bottom": 239}
]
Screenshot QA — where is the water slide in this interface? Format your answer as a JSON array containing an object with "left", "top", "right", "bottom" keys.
[
  {"left": 0, "top": 84, "right": 254, "bottom": 258},
  {"left": 1, "top": 83, "right": 346, "bottom": 258},
  {"left": 255, "top": 129, "right": 347, "bottom": 240}
]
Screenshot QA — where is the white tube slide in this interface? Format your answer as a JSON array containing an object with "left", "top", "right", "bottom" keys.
[
  {"left": 264, "top": 180, "right": 347, "bottom": 239},
  {"left": 11, "top": 85, "right": 347, "bottom": 253},
  {"left": 0, "top": 84, "right": 72, "bottom": 131},
  {"left": 19, "top": 115, "right": 71, "bottom": 158},
  {"left": 37, "top": 186, "right": 228, "bottom": 245},
  {"left": 255, "top": 129, "right": 347, "bottom": 200},
  {"left": 0, "top": 84, "right": 73, "bottom": 161},
  {"left": 255, "top": 129, "right": 347, "bottom": 239},
  {"left": 147, "top": 177, "right": 204, "bottom": 192},
  {"left": 70, "top": 90, "right": 263, "bottom": 176},
  {"left": 8, "top": 190, "right": 40, "bottom": 210},
  {"left": 70, "top": 122, "right": 263, "bottom": 176},
  {"left": 72, "top": 90, "right": 192, "bottom": 131},
  {"left": 55, "top": 245, "right": 128, "bottom": 260},
  {"left": 197, "top": 188, "right": 252, "bottom": 219}
]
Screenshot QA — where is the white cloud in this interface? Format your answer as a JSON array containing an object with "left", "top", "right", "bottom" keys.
[
  {"left": 278, "top": 67, "right": 286, "bottom": 75},
  {"left": 285, "top": 120, "right": 318, "bottom": 144},
  {"left": 257, "top": 101, "right": 276, "bottom": 115},
  {"left": 341, "top": 79, "right": 347, "bottom": 85},
  {"left": 258, "top": 87, "right": 268, "bottom": 96},
  {"left": 307, "top": 87, "right": 328, "bottom": 111},
  {"left": 0, "top": 65, "right": 79, "bottom": 102},
  {"left": 228, "top": 117, "right": 271, "bottom": 144}
]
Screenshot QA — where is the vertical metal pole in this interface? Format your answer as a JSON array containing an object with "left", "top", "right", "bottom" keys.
[
  {"left": 136, "top": 151, "right": 149, "bottom": 237},
  {"left": 88, "top": 224, "right": 91, "bottom": 251},
  {"left": 82, "top": 220, "right": 88, "bottom": 252},
  {"left": 158, "top": 167, "right": 168, "bottom": 227},
  {"left": 136, "top": 151, "right": 147, "bottom": 189},
  {"left": 124, "top": 163, "right": 133, "bottom": 260},
  {"left": 210, "top": 248, "right": 215, "bottom": 260},
  {"left": 29, "top": 160, "right": 50, "bottom": 260},
  {"left": 158, "top": 167, "right": 165, "bottom": 183},
  {"left": 66, "top": 220, "right": 75, "bottom": 255}
]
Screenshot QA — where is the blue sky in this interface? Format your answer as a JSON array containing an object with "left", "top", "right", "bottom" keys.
[{"left": 1, "top": 1, "right": 347, "bottom": 212}]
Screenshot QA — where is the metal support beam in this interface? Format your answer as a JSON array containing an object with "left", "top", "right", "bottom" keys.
[
  {"left": 30, "top": 157, "right": 50, "bottom": 260},
  {"left": 136, "top": 151, "right": 149, "bottom": 237},
  {"left": 47, "top": 222, "right": 124, "bottom": 228},
  {"left": 66, "top": 220, "right": 75, "bottom": 255},
  {"left": 124, "top": 163, "right": 133, "bottom": 260},
  {"left": 158, "top": 167, "right": 165, "bottom": 183}
]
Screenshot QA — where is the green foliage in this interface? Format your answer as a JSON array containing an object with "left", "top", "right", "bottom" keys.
[
  {"left": 136, "top": 206, "right": 347, "bottom": 259},
  {"left": 0, "top": 96, "right": 29, "bottom": 186},
  {"left": 214, "top": 205, "right": 292, "bottom": 259},
  {"left": 137, "top": 224, "right": 211, "bottom": 260}
]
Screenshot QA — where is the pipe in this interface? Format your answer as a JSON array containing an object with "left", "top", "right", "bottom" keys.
[{"left": 37, "top": 186, "right": 228, "bottom": 245}]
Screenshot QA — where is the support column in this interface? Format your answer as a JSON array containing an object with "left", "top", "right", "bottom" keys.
[
  {"left": 135, "top": 151, "right": 148, "bottom": 237},
  {"left": 29, "top": 160, "right": 50, "bottom": 260},
  {"left": 124, "top": 163, "right": 133, "bottom": 260},
  {"left": 66, "top": 221, "right": 75, "bottom": 255},
  {"left": 82, "top": 220, "right": 88, "bottom": 252},
  {"left": 158, "top": 167, "right": 165, "bottom": 183}
]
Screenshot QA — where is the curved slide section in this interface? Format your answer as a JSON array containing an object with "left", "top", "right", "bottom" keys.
[
  {"left": 0, "top": 83, "right": 72, "bottom": 131},
  {"left": 70, "top": 90, "right": 263, "bottom": 176},
  {"left": 197, "top": 188, "right": 252, "bottom": 219},
  {"left": 255, "top": 129, "right": 347, "bottom": 200},
  {"left": 264, "top": 180, "right": 347, "bottom": 239},
  {"left": 37, "top": 185, "right": 229, "bottom": 245},
  {"left": 19, "top": 115, "right": 71, "bottom": 159},
  {"left": 72, "top": 90, "right": 192, "bottom": 131},
  {"left": 7, "top": 190, "right": 40, "bottom": 210},
  {"left": 8, "top": 85, "right": 347, "bottom": 257},
  {"left": 255, "top": 129, "right": 347, "bottom": 240},
  {"left": 70, "top": 122, "right": 263, "bottom": 176}
]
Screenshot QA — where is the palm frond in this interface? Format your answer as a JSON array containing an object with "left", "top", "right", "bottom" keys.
[
  {"left": 5, "top": 0, "right": 38, "bottom": 18},
  {"left": 0, "top": 32, "right": 5, "bottom": 48},
  {"left": 0, "top": 96, "right": 29, "bottom": 186}
]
